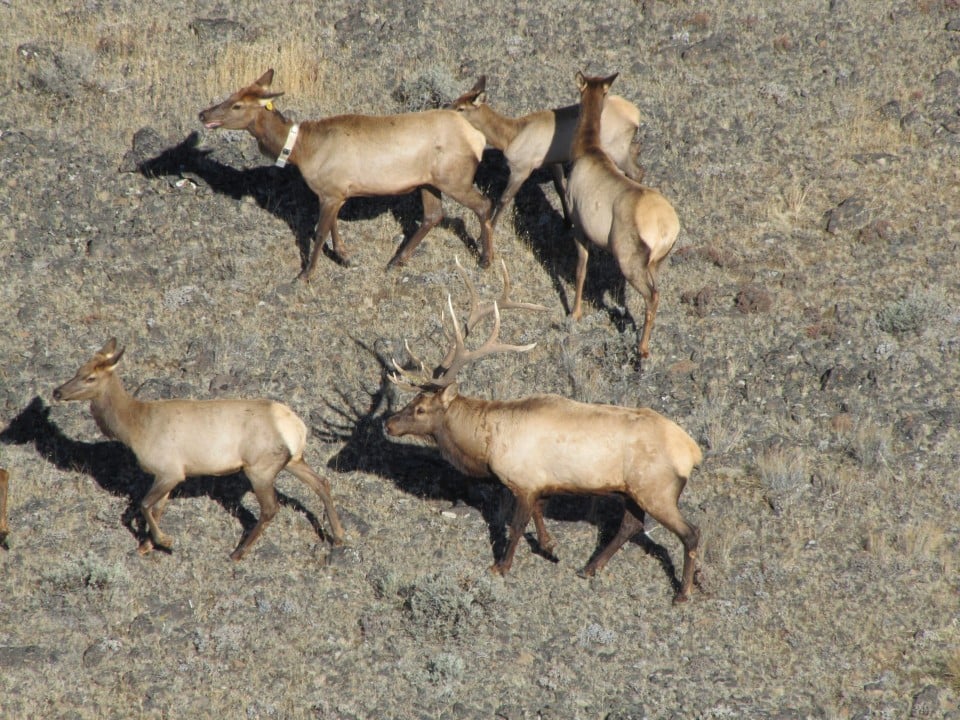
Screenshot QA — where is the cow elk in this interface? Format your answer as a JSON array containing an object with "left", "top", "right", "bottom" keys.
[
  {"left": 385, "top": 265, "right": 702, "bottom": 603},
  {"left": 449, "top": 75, "right": 644, "bottom": 228},
  {"left": 0, "top": 468, "right": 9, "bottom": 547},
  {"left": 53, "top": 339, "right": 346, "bottom": 559},
  {"left": 199, "top": 69, "right": 495, "bottom": 279},
  {"left": 566, "top": 71, "right": 680, "bottom": 359}
]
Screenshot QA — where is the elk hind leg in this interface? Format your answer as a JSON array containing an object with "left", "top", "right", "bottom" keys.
[
  {"left": 441, "top": 180, "right": 494, "bottom": 268},
  {"left": 622, "top": 255, "right": 659, "bottom": 359},
  {"left": 646, "top": 500, "right": 699, "bottom": 603},
  {"left": 285, "top": 458, "right": 346, "bottom": 545},
  {"left": 230, "top": 467, "right": 282, "bottom": 561},
  {"left": 388, "top": 186, "right": 444, "bottom": 267},
  {"left": 579, "top": 499, "right": 644, "bottom": 578}
]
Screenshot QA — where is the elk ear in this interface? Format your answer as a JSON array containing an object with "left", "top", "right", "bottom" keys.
[
  {"left": 98, "top": 337, "right": 118, "bottom": 358},
  {"left": 575, "top": 71, "right": 588, "bottom": 92},
  {"left": 102, "top": 345, "right": 125, "bottom": 371},
  {"left": 602, "top": 72, "right": 619, "bottom": 92},
  {"left": 471, "top": 76, "right": 487, "bottom": 94},
  {"left": 255, "top": 69, "right": 275, "bottom": 88},
  {"left": 438, "top": 383, "right": 459, "bottom": 408},
  {"left": 473, "top": 91, "right": 486, "bottom": 106}
]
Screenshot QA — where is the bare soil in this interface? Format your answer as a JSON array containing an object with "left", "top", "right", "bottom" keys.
[{"left": 1, "top": 1, "right": 959, "bottom": 718}]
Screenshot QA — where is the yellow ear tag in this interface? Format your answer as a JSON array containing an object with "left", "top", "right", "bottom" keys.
[{"left": 265, "top": 101, "right": 274, "bottom": 111}]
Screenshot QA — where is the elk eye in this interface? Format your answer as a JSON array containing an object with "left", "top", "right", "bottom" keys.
[
  {"left": 232, "top": 103, "right": 242, "bottom": 110},
  {"left": 414, "top": 407, "right": 425, "bottom": 415},
  {"left": 84, "top": 375, "right": 96, "bottom": 384}
]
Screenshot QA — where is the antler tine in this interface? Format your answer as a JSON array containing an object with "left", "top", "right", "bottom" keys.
[
  {"left": 454, "top": 256, "right": 549, "bottom": 340},
  {"left": 388, "top": 340, "right": 434, "bottom": 392},
  {"left": 496, "top": 258, "right": 550, "bottom": 314},
  {"left": 434, "top": 302, "right": 537, "bottom": 387},
  {"left": 454, "top": 256, "right": 487, "bottom": 333}
]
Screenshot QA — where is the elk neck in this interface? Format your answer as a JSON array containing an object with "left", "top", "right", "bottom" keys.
[
  {"left": 90, "top": 372, "right": 145, "bottom": 447},
  {"left": 467, "top": 104, "right": 523, "bottom": 151},
  {"left": 250, "top": 108, "right": 298, "bottom": 165},
  {"left": 571, "top": 87, "right": 605, "bottom": 160},
  {"left": 433, "top": 395, "right": 494, "bottom": 478}
]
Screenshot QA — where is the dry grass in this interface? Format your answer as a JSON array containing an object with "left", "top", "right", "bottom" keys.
[{"left": 2, "top": 3, "right": 334, "bottom": 142}]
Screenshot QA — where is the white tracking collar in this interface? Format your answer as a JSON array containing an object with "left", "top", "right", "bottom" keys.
[{"left": 275, "top": 123, "right": 300, "bottom": 168}]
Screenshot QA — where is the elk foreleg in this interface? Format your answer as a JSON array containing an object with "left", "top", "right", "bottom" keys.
[
  {"left": 139, "top": 475, "right": 181, "bottom": 554},
  {"left": 491, "top": 493, "right": 534, "bottom": 575},
  {"left": 301, "top": 198, "right": 347, "bottom": 281},
  {"left": 548, "top": 164, "right": 573, "bottom": 228}
]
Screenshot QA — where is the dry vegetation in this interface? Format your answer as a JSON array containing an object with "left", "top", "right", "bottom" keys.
[{"left": 1, "top": 0, "right": 959, "bottom": 718}]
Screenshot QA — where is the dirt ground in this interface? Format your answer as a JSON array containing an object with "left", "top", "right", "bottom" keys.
[{"left": 1, "top": 1, "right": 959, "bottom": 718}]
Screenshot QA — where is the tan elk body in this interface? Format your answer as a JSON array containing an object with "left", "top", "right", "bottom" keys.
[
  {"left": 198, "top": 70, "right": 495, "bottom": 279},
  {"left": 53, "top": 339, "right": 345, "bottom": 559},
  {"left": 449, "top": 76, "right": 643, "bottom": 227},
  {"left": 566, "top": 72, "right": 680, "bottom": 358},
  {"left": 385, "top": 265, "right": 702, "bottom": 602}
]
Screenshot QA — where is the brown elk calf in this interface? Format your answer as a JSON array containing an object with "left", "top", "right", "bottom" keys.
[
  {"left": 566, "top": 71, "right": 680, "bottom": 359},
  {"left": 385, "top": 266, "right": 702, "bottom": 602},
  {"left": 199, "top": 69, "right": 495, "bottom": 279},
  {"left": 53, "top": 339, "right": 346, "bottom": 559}
]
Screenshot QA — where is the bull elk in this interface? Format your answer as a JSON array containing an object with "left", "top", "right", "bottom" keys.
[
  {"left": 53, "top": 339, "right": 346, "bottom": 559},
  {"left": 385, "top": 263, "right": 702, "bottom": 602},
  {"left": 0, "top": 468, "right": 9, "bottom": 547},
  {"left": 449, "top": 75, "right": 644, "bottom": 228},
  {"left": 567, "top": 71, "right": 680, "bottom": 359},
  {"left": 198, "top": 69, "right": 495, "bottom": 279}
]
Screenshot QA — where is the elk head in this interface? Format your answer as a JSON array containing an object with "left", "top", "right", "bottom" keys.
[
  {"left": 198, "top": 69, "right": 285, "bottom": 130},
  {"left": 448, "top": 76, "right": 487, "bottom": 113},
  {"left": 53, "top": 338, "right": 124, "bottom": 402}
]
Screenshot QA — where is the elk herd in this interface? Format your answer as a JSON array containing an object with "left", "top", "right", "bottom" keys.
[{"left": 6, "top": 69, "right": 705, "bottom": 604}]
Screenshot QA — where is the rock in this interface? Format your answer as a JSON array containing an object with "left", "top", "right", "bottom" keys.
[
  {"left": 735, "top": 284, "right": 773, "bottom": 314},
  {"left": 825, "top": 197, "right": 870, "bottom": 234},
  {"left": 188, "top": 17, "right": 250, "bottom": 42}
]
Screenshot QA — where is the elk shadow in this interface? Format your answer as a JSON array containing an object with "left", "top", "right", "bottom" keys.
[
  {"left": 315, "top": 339, "right": 514, "bottom": 562},
  {"left": 135, "top": 132, "right": 483, "bottom": 272},
  {"left": 474, "top": 149, "right": 635, "bottom": 336},
  {"left": 0, "top": 397, "right": 331, "bottom": 554}
]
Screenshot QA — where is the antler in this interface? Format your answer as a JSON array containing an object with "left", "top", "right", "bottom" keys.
[
  {"left": 389, "top": 259, "right": 547, "bottom": 391},
  {"left": 438, "top": 257, "right": 547, "bottom": 370}
]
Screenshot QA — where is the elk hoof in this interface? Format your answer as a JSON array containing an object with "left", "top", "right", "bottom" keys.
[
  {"left": 386, "top": 255, "right": 407, "bottom": 269},
  {"left": 229, "top": 548, "right": 246, "bottom": 562},
  {"left": 488, "top": 562, "right": 509, "bottom": 576},
  {"left": 672, "top": 591, "right": 690, "bottom": 604},
  {"left": 137, "top": 539, "right": 154, "bottom": 556},
  {"left": 296, "top": 269, "right": 314, "bottom": 283},
  {"left": 577, "top": 565, "right": 597, "bottom": 579}
]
